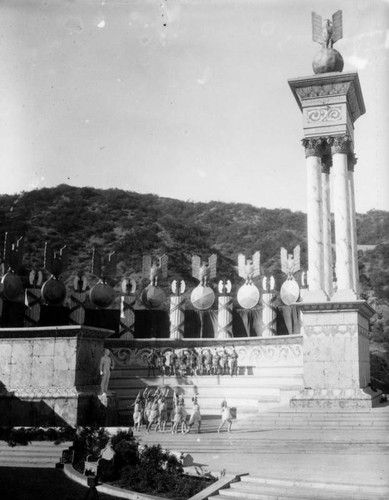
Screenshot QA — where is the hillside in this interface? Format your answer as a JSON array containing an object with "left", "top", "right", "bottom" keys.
[
  {"left": 0, "top": 184, "right": 388, "bottom": 290},
  {"left": 1, "top": 184, "right": 388, "bottom": 382},
  {"left": 0, "top": 184, "right": 388, "bottom": 323}
]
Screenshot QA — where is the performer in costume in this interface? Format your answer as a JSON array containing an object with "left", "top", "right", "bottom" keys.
[
  {"left": 186, "top": 397, "right": 202, "bottom": 434},
  {"left": 218, "top": 400, "right": 233, "bottom": 433}
]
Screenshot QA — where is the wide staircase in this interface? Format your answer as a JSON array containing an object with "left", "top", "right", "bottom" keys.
[
  {"left": 0, "top": 441, "right": 72, "bottom": 468},
  {"left": 110, "top": 365, "right": 304, "bottom": 425},
  {"left": 137, "top": 407, "right": 389, "bottom": 499},
  {"left": 211, "top": 475, "right": 388, "bottom": 499}
]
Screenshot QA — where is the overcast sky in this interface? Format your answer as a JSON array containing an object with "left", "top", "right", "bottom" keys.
[{"left": 0, "top": 0, "right": 388, "bottom": 213}]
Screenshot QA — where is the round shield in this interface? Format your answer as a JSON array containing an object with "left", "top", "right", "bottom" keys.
[
  {"left": 41, "top": 277, "right": 67, "bottom": 305},
  {"left": 89, "top": 282, "right": 115, "bottom": 308},
  {"left": 141, "top": 285, "right": 166, "bottom": 308},
  {"left": 280, "top": 279, "right": 300, "bottom": 305},
  {"left": 1, "top": 271, "right": 24, "bottom": 302},
  {"left": 237, "top": 283, "right": 260, "bottom": 309},
  {"left": 190, "top": 285, "right": 215, "bottom": 310}
]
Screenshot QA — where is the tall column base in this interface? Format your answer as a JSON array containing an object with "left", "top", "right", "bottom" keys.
[{"left": 294, "top": 300, "right": 377, "bottom": 410}]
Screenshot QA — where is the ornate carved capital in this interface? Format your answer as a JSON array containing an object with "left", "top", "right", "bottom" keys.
[
  {"left": 327, "top": 135, "right": 352, "bottom": 155},
  {"left": 301, "top": 137, "right": 325, "bottom": 158}
]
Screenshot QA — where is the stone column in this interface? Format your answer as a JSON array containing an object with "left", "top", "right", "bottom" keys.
[
  {"left": 261, "top": 291, "right": 277, "bottom": 337},
  {"left": 302, "top": 138, "right": 327, "bottom": 301},
  {"left": 170, "top": 295, "right": 185, "bottom": 339},
  {"left": 328, "top": 135, "right": 357, "bottom": 300},
  {"left": 217, "top": 295, "right": 233, "bottom": 339},
  {"left": 119, "top": 295, "right": 136, "bottom": 339},
  {"left": 348, "top": 153, "right": 359, "bottom": 296},
  {"left": 321, "top": 155, "right": 334, "bottom": 298}
]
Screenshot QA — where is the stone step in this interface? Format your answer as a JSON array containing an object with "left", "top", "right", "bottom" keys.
[
  {"left": 112, "top": 366, "right": 304, "bottom": 378},
  {"left": 213, "top": 476, "right": 388, "bottom": 500},
  {"left": 215, "top": 485, "right": 384, "bottom": 500},
  {"left": 0, "top": 459, "right": 57, "bottom": 468},
  {"left": 110, "top": 374, "right": 304, "bottom": 387},
  {"left": 0, "top": 441, "right": 71, "bottom": 468}
]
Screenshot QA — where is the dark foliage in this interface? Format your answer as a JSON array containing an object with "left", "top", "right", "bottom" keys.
[
  {"left": 0, "top": 426, "right": 75, "bottom": 447},
  {"left": 72, "top": 426, "right": 109, "bottom": 473}
]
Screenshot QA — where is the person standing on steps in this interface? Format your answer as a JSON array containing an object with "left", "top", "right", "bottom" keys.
[
  {"left": 229, "top": 346, "right": 238, "bottom": 377},
  {"left": 218, "top": 399, "right": 233, "bottom": 433},
  {"left": 99, "top": 349, "right": 114, "bottom": 396},
  {"left": 186, "top": 396, "right": 202, "bottom": 434},
  {"left": 147, "top": 349, "right": 157, "bottom": 377}
]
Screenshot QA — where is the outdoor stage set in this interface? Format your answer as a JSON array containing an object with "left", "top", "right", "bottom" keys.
[{"left": 0, "top": 10, "right": 379, "bottom": 427}]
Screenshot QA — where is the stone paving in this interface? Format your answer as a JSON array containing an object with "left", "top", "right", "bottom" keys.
[{"left": 135, "top": 408, "right": 389, "bottom": 491}]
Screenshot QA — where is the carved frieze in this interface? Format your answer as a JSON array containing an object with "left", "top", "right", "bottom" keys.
[
  {"left": 109, "top": 342, "right": 303, "bottom": 368},
  {"left": 304, "top": 324, "right": 358, "bottom": 337},
  {"left": 295, "top": 81, "right": 350, "bottom": 100},
  {"left": 0, "top": 386, "right": 80, "bottom": 398},
  {"left": 306, "top": 106, "right": 342, "bottom": 123}
]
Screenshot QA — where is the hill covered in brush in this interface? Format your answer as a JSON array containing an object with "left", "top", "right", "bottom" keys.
[{"left": 0, "top": 183, "right": 389, "bottom": 327}]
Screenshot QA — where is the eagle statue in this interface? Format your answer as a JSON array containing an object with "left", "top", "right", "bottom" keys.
[
  {"left": 280, "top": 245, "right": 300, "bottom": 279},
  {"left": 238, "top": 251, "right": 260, "bottom": 284},
  {"left": 142, "top": 254, "right": 168, "bottom": 286},
  {"left": 312, "top": 10, "right": 342, "bottom": 49},
  {"left": 192, "top": 254, "right": 217, "bottom": 286}
]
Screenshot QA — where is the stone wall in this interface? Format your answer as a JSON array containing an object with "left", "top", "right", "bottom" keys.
[{"left": 0, "top": 326, "right": 113, "bottom": 426}]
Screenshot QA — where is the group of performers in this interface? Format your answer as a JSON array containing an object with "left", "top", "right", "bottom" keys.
[
  {"left": 146, "top": 346, "right": 239, "bottom": 378},
  {"left": 131, "top": 387, "right": 233, "bottom": 434}
]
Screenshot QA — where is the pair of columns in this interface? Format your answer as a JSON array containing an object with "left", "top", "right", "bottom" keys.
[{"left": 302, "top": 135, "right": 358, "bottom": 301}]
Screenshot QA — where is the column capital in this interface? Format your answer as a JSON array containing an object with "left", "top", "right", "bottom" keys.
[
  {"left": 301, "top": 137, "right": 326, "bottom": 158},
  {"left": 327, "top": 135, "right": 353, "bottom": 155}
]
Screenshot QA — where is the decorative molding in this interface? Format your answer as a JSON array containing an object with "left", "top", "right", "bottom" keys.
[
  {"left": 288, "top": 73, "right": 365, "bottom": 123},
  {"left": 296, "top": 82, "right": 350, "bottom": 100},
  {"left": 0, "top": 386, "right": 80, "bottom": 398},
  {"left": 296, "top": 300, "right": 375, "bottom": 319},
  {"left": 304, "top": 324, "right": 357, "bottom": 337},
  {"left": 307, "top": 106, "right": 342, "bottom": 123},
  {"left": 109, "top": 342, "right": 303, "bottom": 368}
]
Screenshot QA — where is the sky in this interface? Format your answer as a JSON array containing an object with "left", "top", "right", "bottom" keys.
[{"left": 0, "top": 0, "right": 388, "bottom": 213}]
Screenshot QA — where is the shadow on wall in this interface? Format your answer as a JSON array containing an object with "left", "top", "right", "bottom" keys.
[
  {"left": 0, "top": 380, "right": 70, "bottom": 427},
  {"left": 0, "top": 380, "right": 110, "bottom": 427}
]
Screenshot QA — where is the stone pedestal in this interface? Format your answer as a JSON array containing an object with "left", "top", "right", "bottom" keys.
[
  {"left": 291, "top": 301, "right": 379, "bottom": 409},
  {"left": 0, "top": 325, "right": 115, "bottom": 426}
]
